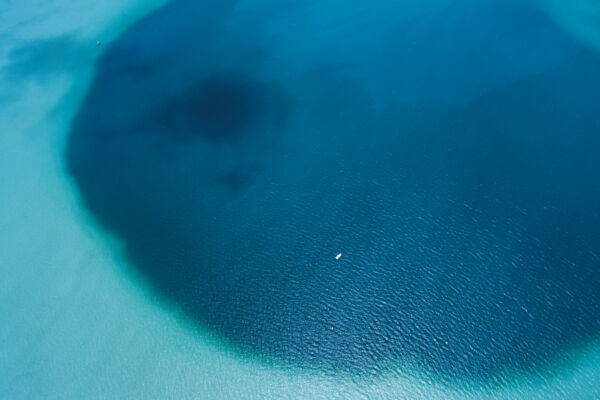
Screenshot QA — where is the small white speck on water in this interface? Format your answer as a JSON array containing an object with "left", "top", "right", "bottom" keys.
[{"left": 335, "top": 253, "right": 342, "bottom": 260}]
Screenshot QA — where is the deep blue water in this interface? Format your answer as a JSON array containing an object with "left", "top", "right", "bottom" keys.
[{"left": 66, "top": 0, "right": 600, "bottom": 379}]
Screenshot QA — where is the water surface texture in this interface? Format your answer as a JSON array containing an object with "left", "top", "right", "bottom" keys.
[{"left": 66, "top": 0, "right": 600, "bottom": 379}]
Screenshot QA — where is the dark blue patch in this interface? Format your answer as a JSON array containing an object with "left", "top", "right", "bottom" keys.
[
  {"left": 155, "top": 76, "right": 268, "bottom": 141},
  {"left": 66, "top": 0, "right": 600, "bottom": 379}
]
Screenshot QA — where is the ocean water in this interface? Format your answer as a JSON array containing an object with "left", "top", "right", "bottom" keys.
[{"left": 2, "top": 0, "right": 600, "bottom": 399}]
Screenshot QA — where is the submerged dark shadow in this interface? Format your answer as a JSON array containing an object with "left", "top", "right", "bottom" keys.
[
  {"left": 66, "top": 0, "right": 600, "bottom": 380},
  {"left": 156, "top": 76, "right": 268, "bottom": 141}
]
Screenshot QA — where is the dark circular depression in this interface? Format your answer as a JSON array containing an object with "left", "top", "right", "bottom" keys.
[{"left": 66, "top": 0, "right": 600, "bottom": 378}]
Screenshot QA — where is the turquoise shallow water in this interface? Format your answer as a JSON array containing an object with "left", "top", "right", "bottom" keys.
[{"left": 2, "top": 0, "right": 600, "bottom": 398}]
